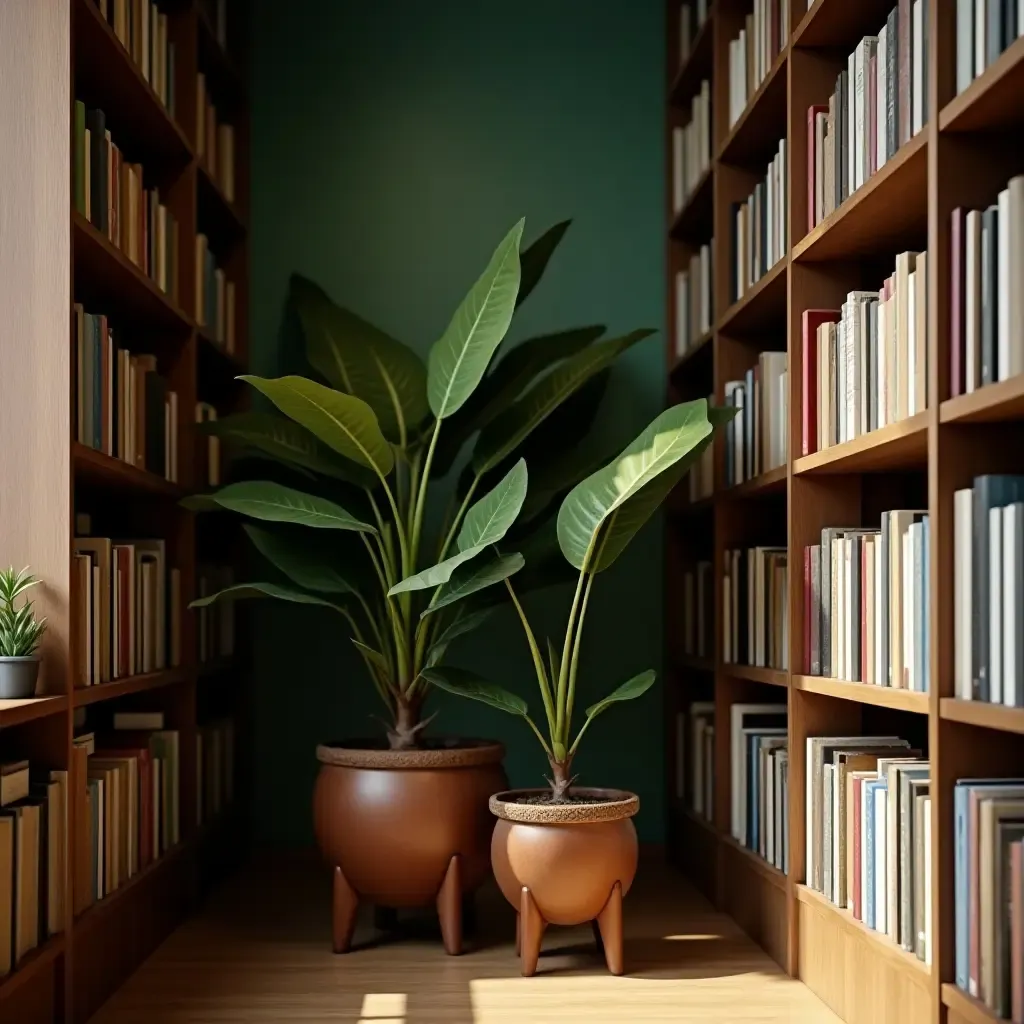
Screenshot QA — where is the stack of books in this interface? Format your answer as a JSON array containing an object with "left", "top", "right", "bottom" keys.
[
  {"left": 800, "top": 254, "right": 928, "bottom": 458},
  {"left": 672, "top": 81, "right": 711, "bottom": 215},
  {"left": 678, "top": 702, "right": 715, "bottom": 820},
  {"left": 678, "top": 0, "right": 710, "bottom": 63},
  {"left": 675, "top": 242, "right": 713, "bottom": 356},
  {"left": 723, "top": 547, "right": 789, "bottom": 670},
  {"left": 724, "top": 351, "right": 788, "bottom": 485},
  {"left": 682, "top": 560, "right": 714, "bottom": 659},
  {"left": 731, "top": 703, "right": 789, "bottom": 870},
  {"left": 197, "top": 565, "right": 236, "bottom": 663},
  {"left": 953, "top": 778, "right": 1024, "bottom": 1018},
  {"left": 954, "top": 475, "right": 1024, "bottom": 706},
  {"left": 72, "top": 715, "right": 180, "bottom": 914},
  {"left": 195, "top": 234, "right": 237, "bottom": 353},
  {"left": 73, "top": 306, "right": 180, "bottom": 482},
  {"left": 89, "top": 0, "right": 176, "bottom": 114},
  {"left": 73, "top": 102, "right": 179, "bottom": 300},
  {"left": 195, "top": 403, "right": 223, "bottom": 487},
  {"left": 729, "top": 139, "right": 788, "bottom": 303},
  {"left": 803, "top": 511, "right": 930, "bottom": 691},
  {"left": 805, "top": 736, "right": 931, "bottom": 964},
  {"left": 687, "top": 410, "right": 714, "bottom": 502},
  {"left": 197, "top": 718, "right": 236, "bottom": 826},
  {"left": 0, "top": 760, "right": 68, "bottom": 977},
  {"left": 805, "top": 2, "right": 929, "bottom": 231},
  {"left": 949, "top": 177, "right": 1024, "bottom": 398},
  {"left": 72, "top": 533, "right": 182, "bottom": 687},
  {"left": 196, "top": 74, "right": 237, "bottom": 204},
  {"left": 956, "top": 1, "right": 1024, "bottom": 95},
  {"left": 727, "top": 0, "right": 789, "bottom": 127}
]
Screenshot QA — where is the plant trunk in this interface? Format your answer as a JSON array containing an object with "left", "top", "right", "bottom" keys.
[
  {"left": 387, "top": 695, "right": 424, "bottom": 751},
  {"left": 547, "top": 756, "right": 574, "bottom": 802}
]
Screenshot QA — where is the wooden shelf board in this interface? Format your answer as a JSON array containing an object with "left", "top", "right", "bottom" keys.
[
  {"left": 669, "top": 329, "right": 713, "bottom": 375},
  {"left": 940, "top": 35, "right": 1024, "bottom": 134},
  {"left": 941, "top": 375, "right": 1024, "bottom": 424},
  {"left": 940, "top": 697, "right": 1024, "bottom": 736},
  {"left": 0, "top": 695, "right": 68, "bottom": 729},
  {"left": 73, "top": 442, "right": 184, "bottom": 498},
  {"left": 717, "top": 258, "right": 788, "bottom": 335},
  {"left": 792, "top": 132, "right": 928, "bottom": 263},
  {"left": 795, "top": 883, "right": 930, "bottom": 978},
  {"left": 669, "top": 166, "right": 714, "bottom": 242},
  {"left": 720, "top": 833, "right": 787, "bottom": 891},
  {"left": 680, "top": 805, "right": 718, "bottom": 836},
  {"left": 941, "top": 982, "right": 1003, "bottom": 1024},
  {"left": 0, "top": 932, "right": 65, "bottom": 1003},
  {"left": 73, "top": 668, "right": 190, "bottom": 707},
  {"left": 723, "top": 664, "right": 788, "bottom": 688},
  {"left": 717, "top": 50, "right": 788, "bottom": 166},
  {"left": 669, "top": 9, "right": 715, "bottom": 109},
  {"left": 792, "top": 412, "right": 928, "bottom": 475},
  {"left": 722, "top": 464, "right": 787, "bottom": 499},
  {"left": 793, "top": 674, "right": 929, "bottom": 713},
  {"left": 793, "top": 0, "right": 905, "bottom": 50}
]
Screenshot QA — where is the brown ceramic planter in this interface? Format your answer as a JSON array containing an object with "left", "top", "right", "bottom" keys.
[
  {"left": 313, "top": 739, "right": 506, "bottom": 956},
  {"left": 489, "top": 787, "right": 639, "bottom": 976}
]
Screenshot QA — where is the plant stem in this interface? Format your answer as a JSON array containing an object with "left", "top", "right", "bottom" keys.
[
  {"left": 504, "top": 578, "right": 556, "bottom": 737},
  {"left": 555, "top": 568, "right": 588, "bottom": 745},
  {"left": 524, "top": 714, "right": 554, "bottom": 758},
  {"left": 436, "top": 475, "right": 480, "bottom": 563},
  {"left": 410, "top": 418, "right": 441, "bottom": 572},
  {"left": 547, "top": 755, "right": 574, "bottom": 801},
  {"left": 564, "top": 571, "right": 594, "bottom": 735}
]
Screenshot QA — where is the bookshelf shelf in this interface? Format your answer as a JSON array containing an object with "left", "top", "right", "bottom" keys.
[
  {"left": 724, "top": 664, "right": 788, "bottom": 688},
  {"left": 0, "top": 695, "right": 68, "bottom": 729},
  {"left": 0, "top": 933, "right": 66, "bottom": 1004},
  {"left": 72, "top": 668, "right": 191, "bottom": 707},
  {"left": 940, "top": 375, "right": 1024, "bottom": 424},
  {"left": 939, "top": 35, "right": 1024, "bottom": 134},
  {"left": 792, "top": 132, "right": 928, "bottom": 263},
  {"left": 670, "top": 166, "right": 714, "bottom": 242},
  {"left": 681, "top": 805, "right": 717, "bottom": 835},
  {"left": 723, "top": 464, "right": 787, "bottom": 499},
  {"left": 717, "top": 50, "right": 789, "bottom": 166},
  {"left": 940, "top": 983, "right": 1002, "bottom": 1024},
  {"left": 793, "top": 674, "right": 930, "bottom": 714},
  {"left": 669, "top": 330, "right": 713, "bottom": 375},
  {"left": 669, "top": 8, "right": 715, "bottom": 108},
  {"left": 73, "top": 442, "right": 184, "bottom": 498},
  {"left": 792, "top": 0, "right": 901, "bottom": 50},
  {"left": 720, "top": 833, "right": 787, "bottom": 890},
  {"left": 792, "top": 412, "right": 929, "bottom": 475},
  {"left": 940, "top": 698, "right": 1024, "bottom": 737},
  {"left": 717, "top": 258, "right": 788, "bottom": 335}
]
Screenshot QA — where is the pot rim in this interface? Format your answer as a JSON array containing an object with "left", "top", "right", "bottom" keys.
[
  {"left": 489, "top": 787, "right": 639, "bottom": 824},
  {"left": 316, "top": 738, "right": 505, "bottom": 770},
  {"left": 0, "top": 655, "right": 40, "bottom": 662}
]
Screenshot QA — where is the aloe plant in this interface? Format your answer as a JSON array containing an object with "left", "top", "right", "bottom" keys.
[
  {"left": 423, "top": 399, "right": 735, "bottom": 799},
  {"left": 186, "top": 219, "right": 657, "bottom": 749},
  {"left": 0, "top": 567, "right": 46, "bottom": 658}
]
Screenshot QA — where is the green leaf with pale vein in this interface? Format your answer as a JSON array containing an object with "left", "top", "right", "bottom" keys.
[
  {"left": 189, "top": 481, "right": 376, "bottom": 532},
  {"left": 243, "top": 525, "right": 357, "bottom": 594},
  {"left": 424, "top": 552, "right": 525, "bottom": 616},
  {"left": 421, "top": 666, "right": 528, "bottom": 716}
]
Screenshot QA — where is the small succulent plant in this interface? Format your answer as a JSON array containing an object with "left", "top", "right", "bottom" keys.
[{"left": 0, "top": 567, "right": 46, "bottom": 658}]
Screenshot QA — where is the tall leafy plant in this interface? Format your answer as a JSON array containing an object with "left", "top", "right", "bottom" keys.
[{"left": 187, "top": 219, "right": 655, "bottom": 749}]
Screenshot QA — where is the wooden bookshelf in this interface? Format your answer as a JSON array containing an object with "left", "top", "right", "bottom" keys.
[
  {"left": 0, "top": 2, "right": 250, "bottom": 1021},
  {"left": 664, "top": 2, "right": 1024, "bottom": 1023}
]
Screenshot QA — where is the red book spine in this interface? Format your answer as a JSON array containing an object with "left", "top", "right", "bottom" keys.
[
  {"left": 852, "top": 776, "right": 863, "bottom": 920},
  {"left": 804, "top": 546, "right": 812, "bottom": 673},
  {"left": 951, "top": 207, "right": 965, "bottom": 398},
  {"left": 801, "top": 310, "right": 841, "bottom": 456},
  {"left": 898, "top": 0, "right": 912, "bottom": 146}
]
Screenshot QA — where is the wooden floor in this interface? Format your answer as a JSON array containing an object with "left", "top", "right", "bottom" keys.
[{"left": 89, "top": 853, "right": 840, "bottom": 1024}]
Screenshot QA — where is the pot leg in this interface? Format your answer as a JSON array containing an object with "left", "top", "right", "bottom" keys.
[
  {"left": 332, "top": 866, "right": 359, "bottom": 954},
  {"left": 515, "top": 912, "right": 521, "bottom": 956},
  {"left": 519, "top": 887, "right": 546, "bottom": 978},
  {"left": 596, "top": 881, "right": 624, "bottom": 975},
  {"left": 436, "top": 854, "right": 463, "bottom": 956}
]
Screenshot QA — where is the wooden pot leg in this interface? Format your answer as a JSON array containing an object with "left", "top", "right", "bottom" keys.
[
  {"left": 515, "top": 912, "right": 521, "bottom": 956},
  {"left": 519, "top": 887, "right": 546, "bottom": 977},
  {"left": 436, "top": 854, "right": 463, "bottom": 956},
  {"left": 596, "top": 881, "right": 624, "bottom": 975},
  {"left": 332, "top": 866, "right": 359, "bottom": 954}
]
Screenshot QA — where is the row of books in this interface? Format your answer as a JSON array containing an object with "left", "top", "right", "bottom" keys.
[
  {"left": 197, "top": 719, "right": 236, "bottom": 826},
  {"left": 196, "top": 234, "right": 238, "bottom": 353},
  {"left": 723, "top": 351, "right": 788, "bottom": 486},
  {"left": 197, "top": 566, "right": 236, "bottom": 663},
  {"left": 72, "top": 715, "right": 180, "bottom": 914},
  {"left": 729, "top": 138, "right": 788, "bottom": 304},
  {"left": 800, "top": 252, "right": 928, "bottom": 457},
  {"left": 90, "top": 0, "right": 176, "bottom": 115},
  {"left": 195, "top": 403, "right": 224, "bottom": 488},
  {"left": 954, "top": 777, "right": 1024, "bottom": 1019},
  {"left": 0, "top": 761, "right": 67, "bottom": 977},
  {"left": 681, "top": 561, "right": 713, "bottom": 659},
  {"left": 671, "top": 81, "right": 711, "bottom": 216},
  {"left": 73, "top": 103, "right": 180, "bottom": 301},
  {"left": 806, "top": 2, "right": 928, "bottom": 231},
  {"left": 196, "top": 74, "right": 237, "bottom": 206},
  {"left": 956, "top": 0, "right": 1024, "bottom": 95},
  {"left": 674, "top": 242, "right": 713, "bottom": 357},
  {"left": 727, "top": 0, "right": 789, "bottom": 128},
  {"left": 678, "top": 703, "right": 715, "bottom": 822},
  {"left": 73, "top": 307, "right": 180, "bottom": 482},
  {"left": 950, "top": 178, "right": 1024, "bottom": 398},
  {"left": 954, "top": 475, "right": 1024, "bottom": 707},
  {"left": 73, "top": 535, "right": 182, "bottom": 686},
  {"left": 678, "top": 0, "right": 710, "bottom": 64},
  {"left": 687, "top": 421, "right": 714, "bottom": 503},
  {"left": 805, "top": 735, "right": 931, "bottom": 964},
  {"left": 723, "top": 547, "right": 789, "bottom": 670},
  {"left": 804, "top": 512, "right": 931, "bottom": 692},
  {"left": 730, "top": 703, "right": 788, "bottom": 872}
]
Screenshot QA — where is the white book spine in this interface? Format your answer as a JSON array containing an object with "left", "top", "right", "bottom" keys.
[
  {"left": 975, "top": 0, "right": 987, "bottom": 80},
  {"left": 1010, "top": 177, "right": 1024, "bottom": 378},
  {"left": 908, "top": 273, "right": 917, "bottom": 415},
  {"left": 875, "top": 535, "right": 884, "bottom": 686},
  {"left": 1004, "top": 504, "right": 1021, "bottom": 707},
  {"left": 877, "top": 27, "right": 888, "bottom": 170},
  {"left": 966, "top": 210, "right": 981, "bottom": 393},
  {"left": 673, "top": 127, "right": 685, "bottom": 215},
  {"left": 923, "top": 796, "right": 932, "bottom": 964},
  {"left": 847, "top": 52, "right": 856, "bottom": 197},
  {"left": 854, "top": 41, "right": 866, "bottom": 192},
  {"left": 904, "top": 529, "right": 913, "bottom": 689},
  {"left": 912, "top": 0, "right": 924, "bottom": 135},
  {"left": 954, "top": 488, "right": 974, "bottom": 700},
  {"left": 990, "top": 504, "right": 1003, "bottom": 704},
  {"left": 999, "top": 188, "right": 1011, "bottom": 381},
  {"left": 956, "top": 0, "right": 973, "bottom": 93}
]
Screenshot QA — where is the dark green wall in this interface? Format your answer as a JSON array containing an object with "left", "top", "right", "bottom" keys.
[{"left": 249, "top": 0, "right": 667, "bottom": 842}]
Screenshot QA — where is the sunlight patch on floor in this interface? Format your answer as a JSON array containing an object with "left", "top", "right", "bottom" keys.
[{"left": 360, "top": 991, "right": 407, "bottom": 1018}]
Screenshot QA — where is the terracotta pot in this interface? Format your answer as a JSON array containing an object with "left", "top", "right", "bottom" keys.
[
  {"left": 489, "top": 787, "right": 639, "bottom": 976},
  {"left": 313, "top": 739, "right": 506, "bottom": 955}
]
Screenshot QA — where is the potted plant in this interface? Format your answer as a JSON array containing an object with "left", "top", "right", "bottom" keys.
[
  {"left": 0, "top": 567, "right": 46, "bottom": 699},
  {"left": 186, "top": 218, "right": 655, "bottom": 954},
  {"left": 423, "top": 398, "right": 734, "bottom": 976}
]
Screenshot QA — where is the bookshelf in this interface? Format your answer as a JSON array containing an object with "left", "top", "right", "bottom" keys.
[
  {"left": 0, "top": 1, "right": 249, "bottom": 1022},
  {"left": 665, "top": 2, "right": 1024, "bottom": 1023}
]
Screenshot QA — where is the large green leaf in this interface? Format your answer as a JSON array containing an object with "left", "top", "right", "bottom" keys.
[
  {"left": 243, "top": 525, "right": 357, "bottom": 594},
  {"left": 421, "top": 666, "right": 528, "bottom": 716},
  {"left": 473, "top": 329, "right": 655, "bottom": 474},
  {"left": 185, "top": 481, "right": 376, "bottom": 532},
  {"left": 427, "top": 220, "right": 523, "bottom": 419},
  {"left": 557, "top": 400, "right": 731, "bottom": 573},
  {"left": 425, "top": 607, "right": 494, "bottom": 667},
  {"left": 240, "top": 375, "right": 394, "bottom": 478},
  {"left": 515, "top": 443, "right": 618, "bottom": 528},
  {"left": 189, "top": 581, "right": 344, "bottom": 612},
  {"left": 291, "top": 274, "right": 429, "bottom": 443},
  {"left": 517, "top": 220, "right": 570, "bottom": 307},
  {"left": 425, "top": 551, "right": 525, "bottom": 615},
  {"left": 583, "top": 669, "right": 657, "bottom": 720}
]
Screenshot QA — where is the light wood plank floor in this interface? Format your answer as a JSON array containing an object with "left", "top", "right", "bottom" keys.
[{"left": 90, "top": 853, "right": 839, "bottom": 1023}]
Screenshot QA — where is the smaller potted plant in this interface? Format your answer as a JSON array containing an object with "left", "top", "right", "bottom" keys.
[
  {"left": 0, "top": 567, "right": 46, "bottom": 699},
  {"left": 425, "top": 398, "right": 734, "bottom": 977}
]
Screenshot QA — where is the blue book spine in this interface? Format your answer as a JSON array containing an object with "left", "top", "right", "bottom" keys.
[
  {"left": 955, "top": 784, "right": 968, "bottom": 989},
  {"left": 864, "top": 779, "right": 878, "bottom": 930}
]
